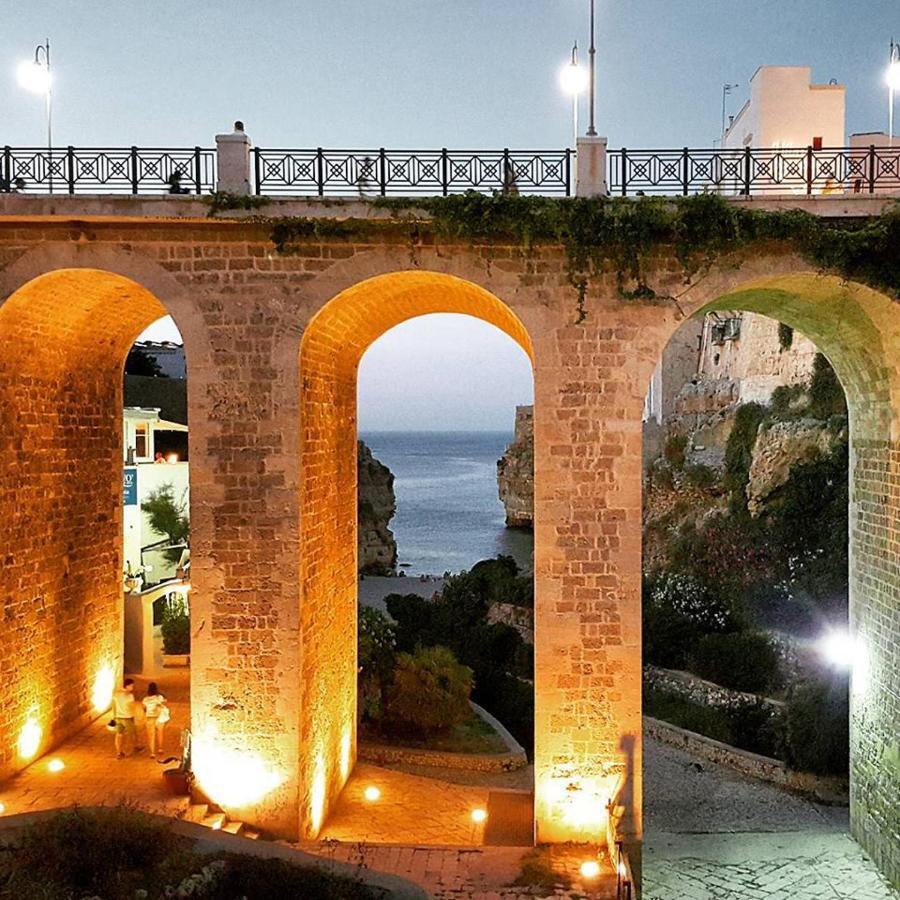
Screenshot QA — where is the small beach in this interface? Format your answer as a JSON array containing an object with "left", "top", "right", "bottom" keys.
[{"left": 358, "top": 574, "right": 446, "bottom": 613}]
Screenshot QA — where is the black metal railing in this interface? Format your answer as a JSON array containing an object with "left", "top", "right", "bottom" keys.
[
  {"left": 1, "top": 146, "right": 216, "bottom": 195},
  {"left": 609, "top": 145, "right": 900, "bottom": 196},
  {"left": 615, "top": 840, "right": 634, "bottom": 900},
  {"left": 253, "top": 147, "right": 573, "bottom": 196}
]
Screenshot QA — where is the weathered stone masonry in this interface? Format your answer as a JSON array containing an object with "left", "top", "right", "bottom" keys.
[{"left": 0, "top": 197, "right": 897, "bottom": 889}]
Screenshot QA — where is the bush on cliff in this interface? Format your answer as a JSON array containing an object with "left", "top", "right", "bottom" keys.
[
  {"left": 689, "top": 631, "right": 782, "bottom": 694},
  {"left": 383, "top": 646, "right": 473, "bottom": 738},
  {"left": 357, "top": 606, "right": 397, "bottom": 724},
  {"left": 783, "top": 675, "right": 849, "bottom": 775}
]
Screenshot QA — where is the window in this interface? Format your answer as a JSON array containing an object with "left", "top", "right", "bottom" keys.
[
  {"left": 134, "top": 423, "right": 149, "bottom": 460},
  {"left": 813, "top": 136, "right": 823, "bottom": 150}
]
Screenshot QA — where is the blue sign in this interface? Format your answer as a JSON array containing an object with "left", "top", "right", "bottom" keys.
[{"left": 123, "top": 467, "right": 138, "bottom": 506}]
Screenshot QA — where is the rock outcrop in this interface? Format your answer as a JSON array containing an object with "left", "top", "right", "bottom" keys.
[
  {"left": 746, "top": 418, "right": 846, "bottom": 515},
  {"left": 358, "top": 441, "right": 397, "bottom": 574},
  {"left": 497, "top": 406, "right": 534, "bottom": 528}
]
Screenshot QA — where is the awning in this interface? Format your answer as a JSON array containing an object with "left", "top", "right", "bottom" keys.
[{"left": 154, "top": 419, "right": 188, "bottom": 433}]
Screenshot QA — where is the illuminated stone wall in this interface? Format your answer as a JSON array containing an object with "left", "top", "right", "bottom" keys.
[{"left": 0, "top": 203, "right": 896, "bottom": 887}]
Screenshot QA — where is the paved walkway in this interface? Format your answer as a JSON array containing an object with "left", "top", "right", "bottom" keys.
[{"left": 643, "top": 735, "right": 899, "bottom": 899}]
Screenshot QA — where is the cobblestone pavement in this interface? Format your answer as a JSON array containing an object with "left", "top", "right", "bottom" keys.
[{"left": 643, "top": 736, "right": 899, "bottom": 899}]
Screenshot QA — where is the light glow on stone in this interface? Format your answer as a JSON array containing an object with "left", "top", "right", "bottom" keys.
[
  {"left": 311, "top": 760, "right": 327, "bottom": 834},
  {"left": 91, "top": 665, "right": 115, "bottom": 713},
  {"left": 363, "top": 785, "right": 381, "bottom": 802},
  {"left": 192, "top": 726, "right": 284, "bottom": 809},
  {"left": 340, "top": 727, "right": 352, "bottom": 782},
  {"left": 580, "top": 860, "right": 601, "bottom": 879},
  {"left": 17, "top": 717, "right": 42, "bottom": 760}
]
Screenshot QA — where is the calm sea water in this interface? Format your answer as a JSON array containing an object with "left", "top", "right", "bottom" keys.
[{"left": 360, "top": 431, "right": 534, "bottom": 576}]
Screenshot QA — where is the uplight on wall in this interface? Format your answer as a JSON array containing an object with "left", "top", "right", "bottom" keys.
[
  {"left": 363, "top": 785, "right": 381, "bottom": 802},
  {"left": 580, "top": 860, "right": 601, "bottom": 879},
  {"left": 17, "top": 716, "right": 42, "bottom": 760},
  {"left": 91, "top": 665, "right": 115, "bottom": 713},
  {"left": 47, "top": 758, "right": 64, "bottom": 773}
]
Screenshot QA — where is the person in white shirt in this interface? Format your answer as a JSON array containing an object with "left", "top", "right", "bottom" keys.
[
  {"left": 112, "top": 678, "right": 138, "bottom": 759},
  {"left": 141, "top": 682, "right": 170, "bottom": 759}
]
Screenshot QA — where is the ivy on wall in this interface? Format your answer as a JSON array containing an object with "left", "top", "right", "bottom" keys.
[{"left": 209, "top": 192, "right": 900, "bottom": 321}]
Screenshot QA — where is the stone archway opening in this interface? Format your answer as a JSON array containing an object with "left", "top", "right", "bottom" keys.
[
  {"left": 640, "top": 271, "right": 900, "bottom": 895},
  {"left": 298, "top": 271, "right": 536, "bottom": 843},
  {"left": 0, "top": 268, "right": 189, "bottom": 786}
]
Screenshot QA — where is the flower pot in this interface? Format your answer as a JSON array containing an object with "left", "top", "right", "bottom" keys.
[
  {"left": 163, "top": 653, "right": 190, "bottom": 668},
  {"left": 162, "top": 767, "right": 190, "bottom": 796}
]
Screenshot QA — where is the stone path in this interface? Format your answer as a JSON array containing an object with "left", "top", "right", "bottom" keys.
[{"left": 643, "top": 735, "right": 899, "bottom": 899}]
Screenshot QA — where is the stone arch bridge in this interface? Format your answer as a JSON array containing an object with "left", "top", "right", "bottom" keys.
[{"left": 0, "top": 193, "right": 897, "bottom": 888}]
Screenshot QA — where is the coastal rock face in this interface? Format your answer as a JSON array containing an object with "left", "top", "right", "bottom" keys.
[
  {"left": 498, "top": 406, "right": 534, "bottom": 528},
  {"left": 358, "top": 441, "right": 397, "bottom": 575},
  {"left": 746, "top": 418, "right": 845, "bottom": 515}
]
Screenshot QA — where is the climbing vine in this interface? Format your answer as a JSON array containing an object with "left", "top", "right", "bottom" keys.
[{"left": 245, "top": 192, "right": 900, "bottom": 319}]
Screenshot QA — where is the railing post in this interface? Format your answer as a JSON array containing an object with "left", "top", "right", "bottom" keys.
[
  {"left": 869, "top": 145, "right": 876, "bottom": 194},
  {"left": 214, "top": 120, "right": 251, "bottom": 195},
  {"left": 130, "top": 146, "right": 139, "bottom": 194},
  {"left": 681, "top": 146, "right": 689, "bottom": 196},
  {"left": 575, "top": 135, "right": 608, "bottom": 197},
  {"left": 441, "top": 148, "right": 449, "bottom": 196},
  {"left": 806, "top": 145, "right": 813, "bottom": 196},
  {"left": 2, "top": 146, "right": 9, "bottom": 192},
  {"left": 620, "top": 147, "right": 628, "bottom": 196},
  {"left": 253, "top": 148, "right": 261, "bottom": 195},
  {"left": 743, "top": 146, "right": 751, "bottom": 196},
  {"left": 66, "top": 146, "right": 75, "bottom": 195},
  {"left": 193, "top": 146, "right": 202, "bottom": 194},
  {"left": 565, "top": 147, "right": 572, "bottom": 196},
  {"left": 316, "top": 147, "right": 325, "bottom": 196},
  {"left": 378, "top": 147, "right": 387, "bottom": 196}
]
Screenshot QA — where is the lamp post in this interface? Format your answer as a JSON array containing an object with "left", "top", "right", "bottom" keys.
[
  {"left": 888, "top": 40, "right": 900, "bottom": 147},
  {"left": 586, "top": 0, "right": 597, "bottom": 136},
  {"left": 559, "top": 43, "right": 589, "bottom": 149},
  {"left": 17, "top": 40, "right": 52, "bottom": 191}
]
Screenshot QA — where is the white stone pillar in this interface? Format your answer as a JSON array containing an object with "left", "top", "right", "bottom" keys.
[
  {"left": 215, "top": 121, "right": 252, "bottom": 195},
  {"left": 576, "top": 136, "right": 608, "bottom": 197}
]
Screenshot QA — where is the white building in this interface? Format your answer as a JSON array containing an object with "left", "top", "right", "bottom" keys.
[
  {"left": 123, "top": 407, "right": 189, "bottom": 584},
  {"left": 724, "top": 66, "right": 845, "bottom": 151}
]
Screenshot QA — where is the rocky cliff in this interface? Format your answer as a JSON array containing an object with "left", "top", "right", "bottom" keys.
[
  {"left": 358, "top": 441, "right": 397, "bottom": 575},
  {"left": 497, "top": 406, "right": 534, "bottom": 528}
]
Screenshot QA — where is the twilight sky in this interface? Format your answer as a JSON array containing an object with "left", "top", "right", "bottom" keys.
[{"left": 7, "top": 0, "right": 896, "bottom": 429}]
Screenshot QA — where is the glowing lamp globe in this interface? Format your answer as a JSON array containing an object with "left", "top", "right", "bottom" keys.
[
  {"left": 819, "top": 629, "right": 857, "bottom": 669},
  {"left": 17, "top": 59, "right": 50, "bottom": 95},
  {"left": 559, "top": 62, "right": 589, "bottom": 96},
  {"left": 888, "top": 60, "right": 900, "bottom": 92},
  {"left": 363, "top": 785, "right": 381, "bottom": 802},
  {"left": 47, "top": 758, "right": 65, "bottom": 773},
  {"left": 470, "top": 808, "right": 487, "bottom": 824}
]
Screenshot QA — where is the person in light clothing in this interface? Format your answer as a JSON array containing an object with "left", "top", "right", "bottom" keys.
[
  {"left": 112, "top": 678, "right": 138, "bottom": 759},
  {"left": 142, "top": 682, "right": 170, "bottom": 759}
]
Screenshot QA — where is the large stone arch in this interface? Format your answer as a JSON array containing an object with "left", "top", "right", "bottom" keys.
[
  {"left": 638, "top": 260, "right": 900, "bottom": 886},
  {"left": 0, "top": 262, "right": 192, "bottom": 780},
  {"left": 297, "top": 270, "right": 535, "bottom": 838}
]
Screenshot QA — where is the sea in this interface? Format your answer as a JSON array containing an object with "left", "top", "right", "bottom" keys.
[{"left": 360, "top": 431, "right": 534, "bottom": 577}]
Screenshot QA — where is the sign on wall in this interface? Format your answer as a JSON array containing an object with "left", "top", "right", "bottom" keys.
[{"left": 123, "top": 467, "right": 138, "bottom": 506}]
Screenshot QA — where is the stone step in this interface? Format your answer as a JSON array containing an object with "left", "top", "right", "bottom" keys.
[
  {"left": 185, "top": 803, "right": 208, "bottom": 823},
  {"left": 243, "top": 828, "right": 261, "bottom": 840},
  {"left": 221, "top": 820, "right": 244, "bottom": 835},
  {"left": 202, "top": 813, "right": 227, "bottom": 831}
]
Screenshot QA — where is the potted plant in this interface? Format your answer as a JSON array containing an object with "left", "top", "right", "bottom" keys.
[
  {"left": 123, "top": 562, "right": 150, "bottom": 594},
  {"left": 161, "top": 597, "right": 191, "bottom": 667}
]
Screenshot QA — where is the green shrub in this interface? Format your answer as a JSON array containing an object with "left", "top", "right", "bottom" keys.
[
  {"left": 650, "top": 461, "right": 675, "bottom": 490},
  {"left": 723, "top": 696, "right": 782, "bottom": 758},
  {"left": 643, "top": 686, "right": 732, "bottom": 744},
  {"left": 778, "top": 322, "right": 794, "bottom": 351},
  {"left": 357, "top": 606, "right": 396, "bottom": 724},
  {"left": 384, "top": 645, "right": 473, "bottom": 737},
  {"left": 770, "top": 383, "right": 805, "bottom": 418},
  {"left": 683, "top": 462, "right": 717, "bottom": 489},
  {"left": 689, "top": 631, "right": 782, "bottom": 694},
  {"left": 783, "top": 676, "right": 849, "bottom": 775},
  {"left": 723, "top": 402, "right": 765, "bottom": 509},
  {"left": 808, "top": 352, "right": 847, "bottom": 420},
  {"left": 161, "top": 605, "right": 190, "bottom": 655},
  {"left": 663, "top": 433, "right": 689, "bottom": 470}
]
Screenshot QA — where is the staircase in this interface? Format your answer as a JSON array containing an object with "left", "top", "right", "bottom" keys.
[{"left": 184, "top": 801, "right": 260, "bottom": 839}]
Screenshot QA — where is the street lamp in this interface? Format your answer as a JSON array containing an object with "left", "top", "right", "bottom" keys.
[
  {"left": 586, "top": 0, "right": 597, "bottom": 136},
  {"left": 559, "top": 43, "right": 589, "bottom": 149},
  {"left": 887, "top": 40, "right": 900, "bottom": 147},
  {"left": 17, "top": 40, "right": 52, "bottom": 191}
]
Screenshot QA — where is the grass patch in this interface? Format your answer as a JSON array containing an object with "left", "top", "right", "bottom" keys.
[
  {"left": 361, "top": 709, "right": 508, "bottom": 754},
  {"left": 0, "top": 807, "right": 386, "bottom": 900}
]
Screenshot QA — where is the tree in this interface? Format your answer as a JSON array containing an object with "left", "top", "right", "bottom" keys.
[
  {"left": 141, "top": 484, "right": 189, "bottom": 562},
  {"left": 125, "top": 345, "right": 164, "bottom": 377}
]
